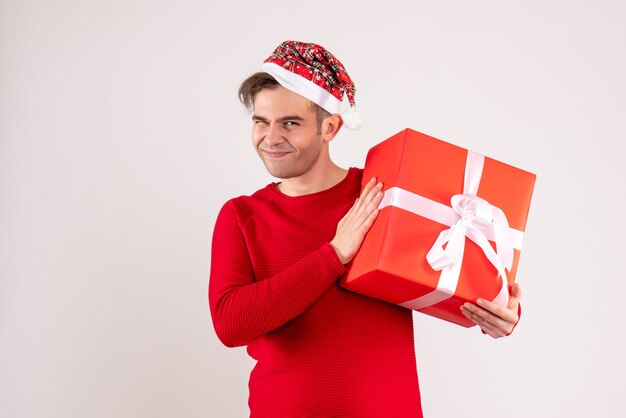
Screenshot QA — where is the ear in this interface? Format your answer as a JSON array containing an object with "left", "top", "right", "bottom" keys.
[{"left": 320, "top": 114, "right": 343, "bottom": 143}]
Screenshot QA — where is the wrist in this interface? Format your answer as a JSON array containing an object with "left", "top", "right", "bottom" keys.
[{"left": 329, "top": 240, "right": 349, "bottom": 264}]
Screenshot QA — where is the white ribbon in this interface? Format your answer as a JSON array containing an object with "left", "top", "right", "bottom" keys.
[{"left": 378, "top": 151, "right": 523, "bottom": 311}]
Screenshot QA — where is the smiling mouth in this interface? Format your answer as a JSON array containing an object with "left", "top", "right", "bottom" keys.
[{"left": 262, "top": 150, "right": 290, "bottom": 158}]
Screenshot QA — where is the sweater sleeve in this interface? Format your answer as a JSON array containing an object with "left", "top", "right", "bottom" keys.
[{"left": 208, "top": 201, "right": 347, "bottom": 348}]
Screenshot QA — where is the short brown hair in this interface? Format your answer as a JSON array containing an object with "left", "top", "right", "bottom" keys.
[{"left": 238, "top": 72, "right": 331, "bottom": 132}]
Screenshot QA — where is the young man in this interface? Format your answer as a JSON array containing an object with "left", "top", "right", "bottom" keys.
[{"left": 209, "top": 40, "right": 521, "bottom": 417}]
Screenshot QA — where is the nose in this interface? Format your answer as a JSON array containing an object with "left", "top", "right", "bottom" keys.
[{"left": 263, "top": 123, "right": 285, "bottom": 147}]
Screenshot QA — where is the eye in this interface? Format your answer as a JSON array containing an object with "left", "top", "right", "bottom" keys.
[{"left": 284, "top": 121, "right": 299, "bottom": 127}]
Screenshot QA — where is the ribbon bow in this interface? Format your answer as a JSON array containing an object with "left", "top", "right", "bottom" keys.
[{"left": 380, "top": 151, "right": 520, "bottom": 311}]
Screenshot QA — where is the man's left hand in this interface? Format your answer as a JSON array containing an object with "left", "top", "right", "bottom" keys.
[{"left": 460, "top": 283, "right": 522, "bottom": 339}]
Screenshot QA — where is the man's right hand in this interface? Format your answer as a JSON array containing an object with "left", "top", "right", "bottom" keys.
[{"left": 330, "top": 177, "right": 384, "bottom": 264}]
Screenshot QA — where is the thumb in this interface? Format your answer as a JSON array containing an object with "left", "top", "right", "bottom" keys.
[{"left": 508, "top": 283, "right": 522, "bottom": 309}]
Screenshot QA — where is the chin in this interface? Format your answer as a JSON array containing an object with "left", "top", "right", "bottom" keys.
[
  {"left": 266, "top": 168, "right": 296, "bottom": 179},
  {"left": 263, "top": 162, "right": 300, "bottom": 180}
]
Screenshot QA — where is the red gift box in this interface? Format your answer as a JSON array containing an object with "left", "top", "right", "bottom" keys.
[{"left": 341, "top": 128, "right": 536, "bottom": 327}]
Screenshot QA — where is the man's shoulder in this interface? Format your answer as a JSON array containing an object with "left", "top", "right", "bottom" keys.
[
  {"left": 352, "top": 167, "right": 364, "bottom": 178},
  {"left": 218, "top": 183, "right": 276, "bottom": 222},
  {"left": 227, "top": 182, "right": 275, "bottom": 204}
]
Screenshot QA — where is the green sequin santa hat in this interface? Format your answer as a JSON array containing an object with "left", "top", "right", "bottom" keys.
[{"left": 262, "top": 40, "right": 363, "bottom": 130}]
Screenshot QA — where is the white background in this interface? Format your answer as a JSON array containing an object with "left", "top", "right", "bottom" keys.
[{"left": 1, "top": 1, "right": 625, "bottom": 417}]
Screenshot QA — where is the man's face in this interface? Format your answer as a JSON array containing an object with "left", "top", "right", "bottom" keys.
[{"left": 252, "top": 86, "right": 324, "bottom": 180}]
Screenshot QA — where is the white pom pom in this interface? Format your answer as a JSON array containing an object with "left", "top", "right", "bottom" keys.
[{"left": 341, "top": 107, "right": 363, "bottom": 130}]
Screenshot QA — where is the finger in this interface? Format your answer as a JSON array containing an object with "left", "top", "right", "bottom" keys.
[
  {"left": 359, "top": 206, "right": 380, "bottom": 232},
  {"left": 359, "top": 182, "right": 383, "bottom": 210},
  {"left": 352, "top": 194, "right": 381, "bottom": 233},
  {"left": 460, "top": 305, "right": 494, "bottom": 331},
  {"left": 460, "top": 303, "right": 491, "bottom": 325},
  {"left": 476, "top": 298, "right": 518, "bottom": 324},
  {"left": 359, "top": 177, "right": 378, "bottom": 202},
  {"left": 364, "top": 188, "right": 384, "bottom": 213},
  {"left": 351, "top": 179, "right": 376, "bottom": 214},
  {"left": 480, "top": 313, "right": 512, "bottom": 338},
  {"left": 508, "top": 283, "right": 522, "bottom": 310},
  {"left": 460, "top": 305, "right": 508, "bottom": 338},
  {"left": 477, "top": 319, "right": 506, "bottom": 339},
  {"left": 462, "top": 302, "right": 511, "bottom": 331},
  {"left": 460, "top": 305, "right": 479, "bottom": 324},
  {"left": 341, "top": 184, "right": 381, "bottom": 229},
  {"left": 355, "top": 183, "right": 383, "bottom": 219}
]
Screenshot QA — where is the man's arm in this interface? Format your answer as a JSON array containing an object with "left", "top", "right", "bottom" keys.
[
  {"left": 208, "top": 202, "right": 344, "bottom": 348},
  {"left": 209, "top": 178, "right": 384, "bottom": 348}
]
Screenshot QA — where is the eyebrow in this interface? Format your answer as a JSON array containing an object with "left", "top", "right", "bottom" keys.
[{"left": 252, "top": 115, "right": 306, "bottom": 123}]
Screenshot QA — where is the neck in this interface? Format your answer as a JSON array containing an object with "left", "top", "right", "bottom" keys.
[{"left": 277, "top": 161, "right": 348, "bottom": 197}]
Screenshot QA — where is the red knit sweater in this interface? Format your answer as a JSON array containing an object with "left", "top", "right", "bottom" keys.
[{"left": 209, "top": 168, "right": 422, "bottom": 417}]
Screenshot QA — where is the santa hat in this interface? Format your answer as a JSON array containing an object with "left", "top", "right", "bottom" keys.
[{"left": 261, "top": 40, "right": 363, "bottom": 130}]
